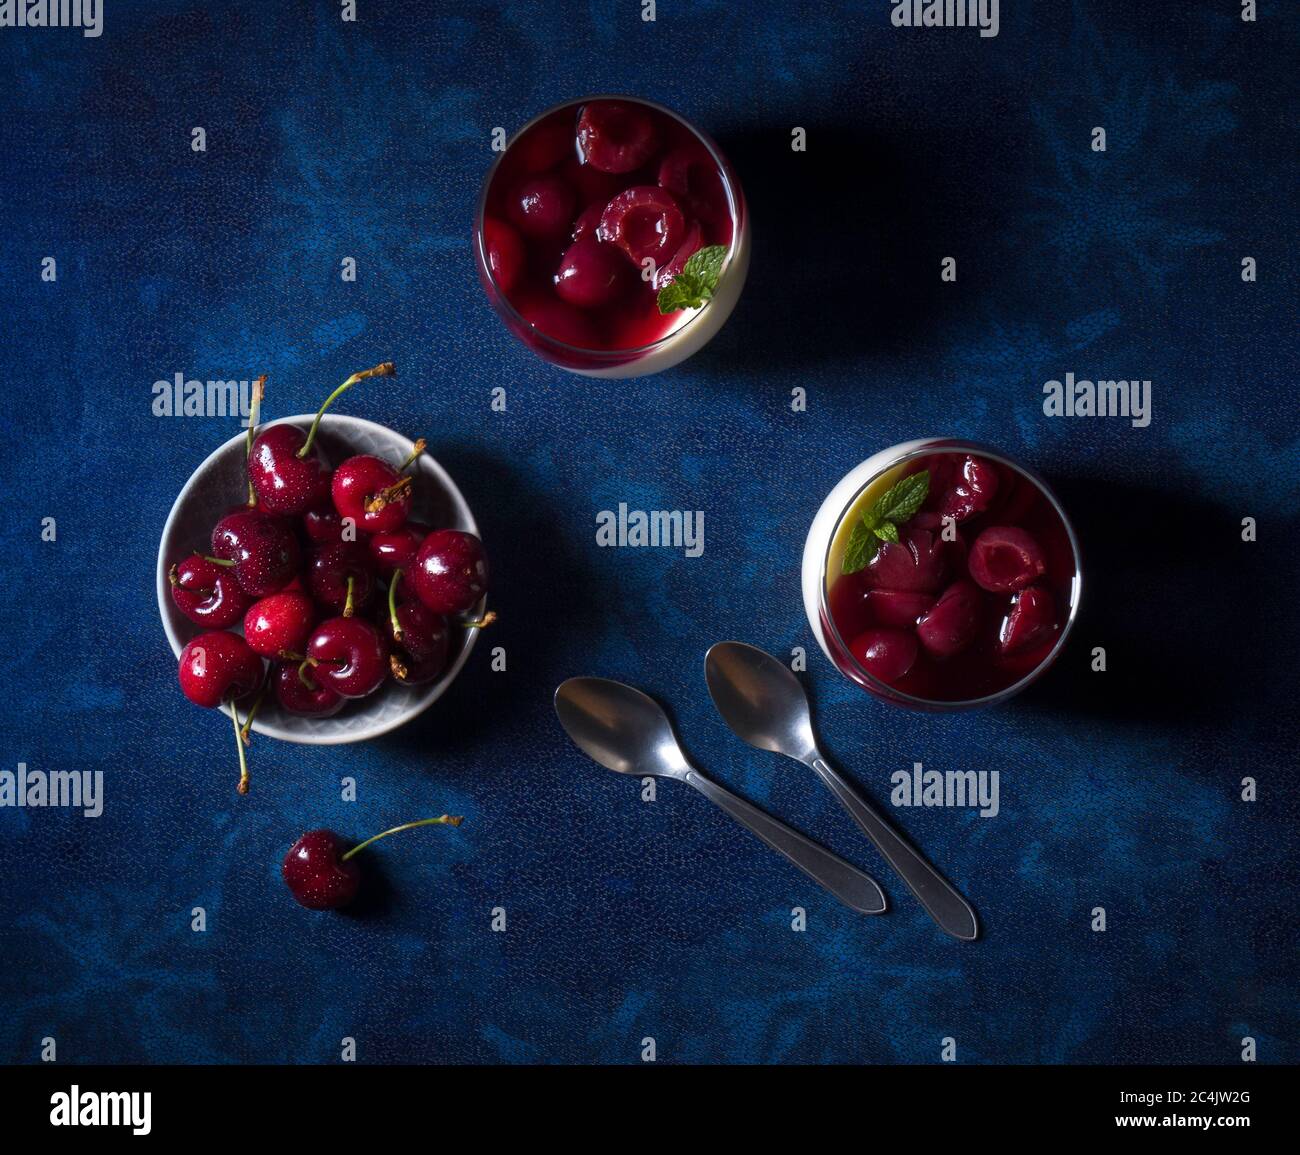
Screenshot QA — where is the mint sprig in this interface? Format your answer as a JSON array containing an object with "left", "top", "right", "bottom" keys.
[
  {"left": 656, "top": 244, "right": 728, "bottom": 314},
  {"left": 841, "top": 470, "right": 930, "bottom": 574}
]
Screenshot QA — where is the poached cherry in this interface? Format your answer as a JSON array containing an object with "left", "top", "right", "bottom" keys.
[
  {"left": 306, "top": 616, "right": 390, "bottom": 698},
  {"left": 249, "top": 363, "right": 395, "bottom": 515},
  {"left": 968, "top": 526, "right": 1046, "bottom": 593},
  {"left": 168, "top": 554, "right": 252, "bottom": 629},
  {"left": 507, "top": 173, "right": 576, "bottom": 239},
  {"left": 307, "top": 541, "right": 376, "bottom": 615},
  {"left": 998, "top": 586, "right": 1057, "bottom": 654},
  {"left": 916, "top": 580, "right": 981, "bottom": 659},
  {"left": 576, "top": 101, "right": 658, "bottom": 173},
  {"left": 850, "top": 628, "right": 919, "bottom": 684},
  {"left": 243, "top": 591, "right": 316, "bottom": 657},
  {"left": 554, "top": 236, "right": 630, "bottom": 309},
  {"left": 862, "top": 524, "right": 950, "bottom": 593},
  {"left": 273, "top": 660, "right": 344, "bottom": 717},
  {"left": 283, "top": 815, "right": 462, "bottom": 911},
  {"left": 210, "top": 509, "right": 301, "bottom": 597},
  {"left": 409, "top": 529, "right": 489, "bottom": 616},
  {"left": 481, "top": 217, "right": 526, "bottom": 293},
  {"left": 597, "top": 186, "right": 686, "bottom": 267}
]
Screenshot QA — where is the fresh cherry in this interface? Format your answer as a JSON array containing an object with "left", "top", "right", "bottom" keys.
[
  {"left": 283, "top": 815, "right": 462, "bottom": 911},
  {"left": 409, "top": 529, "right": 489, "bottom": 616},
  {"left": 243, "top": 591, "right": 316, "bottom": 657},
  {"left": 210, "top": 510, "right": 301, "bottom": 597},
  {"left": 597, "top": 186, "right": 686, "bottom": 268},
  {"left": 554, "top": 235, "right": 631, "bottom": 308},
  {"left": 968, "top": 526, "right": 1047, "bottom": 593},
  {"left": 306, "top": 616, "right": 390, "bottom": 698},
  {"left": 168, "top": 554, "right": 251, "bottom": 628},
  {"left": 481, "top": 216, "right": 526, "bottom": 293},
  {"left": 178, "top": 630, "right": 265, "bottom": 794},
  {"left": 850, "top": 628, "right": 919, "bottom": 684},
  {"left": 331, "top": 442, "right": 421, "bottom": 534},
  {"left": 302, "top": 504, "right": 350, "bottom": 544},
  {"left": 249, "top": 363, "right": 395, "bottom": 515},
  {"left": 998, "top": 586, "right": 1057, "bottom": 654},
  {"left": 865, "top": 588, "right": 935, "bottom": 629},
  {"left": 273, "top": 660, "right": 344, "bottom": 717},
  {"left": 576, "top": 101, "right": 659, "bottom": 173},
  {"left": 384, "top": 571, "right": 451, "bottom": 685},
  {"left": 916, "top": 580, "right": 981, "bottom": 659},
  {"left": 308, "top": 541, "right": 376, "bottom": 616},
  {"left": 368, "top": 521, "right": 428, "bottom": 579},
  {"left": 506, "top": 173, "right": 576, "bottom": 239}
]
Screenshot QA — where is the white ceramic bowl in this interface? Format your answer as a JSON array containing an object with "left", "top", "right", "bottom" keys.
[{"left": 156, "top": 415, "right": 483, "bottom": 744}]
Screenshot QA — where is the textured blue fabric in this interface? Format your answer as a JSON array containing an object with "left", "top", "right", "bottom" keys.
[{"left": 0, "top": 0, "right": 1295, "bottom": 1065}]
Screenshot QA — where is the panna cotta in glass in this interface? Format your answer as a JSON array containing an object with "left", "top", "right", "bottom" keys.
[
  {"left": 475, "top": 96, "right": 749, "bottom": 377},
  {"left": 802, "top": 440, "right": 1081, "bottom": 709}
]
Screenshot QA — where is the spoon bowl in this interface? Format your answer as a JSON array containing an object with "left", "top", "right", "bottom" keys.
[{"left": 703, "top": 643, "right": 818, "bottom": 762}]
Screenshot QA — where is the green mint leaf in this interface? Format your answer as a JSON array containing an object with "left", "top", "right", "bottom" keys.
[
  {"left": 869, "top": 470, "right": 929, "bottom": 526},
  {"left": 656, "top": 244, "right": 728, "bottom": 314},
  {"left": 842, "top": 519, "right": 882, "bottom": 573},
  {"left": 873, "top": 521, "right": 900, "bottom": 543}
]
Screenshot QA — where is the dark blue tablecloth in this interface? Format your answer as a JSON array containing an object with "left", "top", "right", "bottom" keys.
[{"left": 0, "top": 0, "right": 1295, "bottom": 1065}]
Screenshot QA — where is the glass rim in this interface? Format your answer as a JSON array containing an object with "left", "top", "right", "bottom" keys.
[
  {"left": 473, "top": 93, "right": 747, "bottom": 361},
  {"left": 818, "top": 440, "right": 1084, "bottom": 710}
]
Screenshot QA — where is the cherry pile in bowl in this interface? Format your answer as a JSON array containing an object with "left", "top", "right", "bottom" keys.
[
  {"left": 168, "top": 364, "right": 492, "bottom": 792},
  {"left": 827, "top": 451, "right": 1077, "bottom": 703},
  {"left": 478, "top": 97, "right": 736, "bottom": 355}
]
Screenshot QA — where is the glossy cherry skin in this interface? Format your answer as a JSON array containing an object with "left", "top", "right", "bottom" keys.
[
  {"left": 409, "top": 530, "right": 489, "bottom": 615},
  {"left": 302, "top": 504, "right": 351, "bottom": 544},
  {"left": 482, "top": 216, "right": 526, "bottom": 293},
  {"left": 332, "top": 454, "right": 411, "bottom": 534},
  {"left": 597, "top": 186, "right": 686, "bottom": 267},
  {"left": 283, "top": 830, "right": 360, "bottom": 910},
  {"left": 169, "top": 554, "right": 252, "bottom": 629},
  {"left": 937, "top": 455, "right": 1000, "bottom": 523},
  {"left": 210, "top": 510, "right": 301, "bottom": 597},
  {"left": 968, "top": 526, "right": 1047, "bottom": 593},
  {"left": 307, "top": 617, "right": 390, "bottom": 698},
  {"left": 866, "top": 588, "right": 935, "bottom": 629},
  {"left": 507, "top": 173, "right": 576, "bottom": 239},
  {"left": 862, "top": 525, "right": 951, "bottom": 594},
  {"left": 653, "top": 220, "right": 704, "bottom": 290},
  {"left": 577, "top": 101, "right": 659, "bottom": 173},
  {"left": 385, "top": 599, "right": 451, "bottom": 685},
  {"left": 554, "top": 236, "right": 631, "bottom": 309},
  {"left": 849, "top": 628, "right": 919, "bottom": 684},
  {"left": 916, "top": 580, "right": 982, "bottom": 659},
  {"left": 249, "top": 424, "right": 332, "bottom": 516},
  {"left": 998, "top": 585, "right": 1057, "bottom": 654},
  {"left": 272, "top": 661, "right": 344, "bottom": 717},
  {"left": 368, "top": 522, "right": 428, "bottom": 579},
  {"left": 307, "top": 541, "right": 376, "bottom": 615},
  {"left": 243, "top": 591, "right": 316, "bottom": 657},
  {"left": 178, "top": 631, "right": 264, "bottom": 708}
]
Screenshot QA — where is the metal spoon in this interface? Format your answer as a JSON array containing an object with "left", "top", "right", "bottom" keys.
[
  {"left": 554, "top": 677, "right": 886, "bottom": 915},
  {"left": 704, "top": 642, "right": 979, "bottom": 941}
]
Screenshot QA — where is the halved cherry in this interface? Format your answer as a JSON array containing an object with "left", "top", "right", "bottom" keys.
[
  {"left": 916, "top": 580, "right": 981, "bottom": 659},
  {"left": 998, "top": 586, "right": 1056, "bottom": 654},
  {"left": 653, "top": 220, "right": 704, "bottom": 291},
  {"left": 849, "top": 628, "right": 919, "bottom": 684},
  {"left": 597, "top": 186, "right": 685, "bottom": 268},
  {"left": 576, "top": 101, "right": 659, "bottom": 174},
  {"left": 506, "top": 173, "right": 576, "bottom": 239},
  {"left": 938, "top": 455, "right": 1000, "bottom": 523},
  {"left": 482, "top": 217, "right": 526, "bottom": 293},
  {"left": 554, "top": 235, "right": 631, "bottom": 308},
  {"left": 968, "top": 526, "right": 1046, "bottom": 592},
  {"left": 866, "top": 589, "right": 935, "bottom": 629}
]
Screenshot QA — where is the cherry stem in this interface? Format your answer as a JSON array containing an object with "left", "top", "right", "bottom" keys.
[
  {"left": 365, "top": 474, "right": 412, "bottom": 514},
  {"left": 340, "top": 815, "right": 463, "bottom": 862},
  {"left": 167, "top": 564, "right": 214, "bottom": 596},
  {"left": 343, "top": 575, "right": 356, "bottom": 618},
  {"left": 239, "top": 678, "right": 269, "bottom": 745},
  {"left": 398, "top": 439, "right": 426, "bottom": 472},
  {"left": 201, "top": 555, "right": 236, "bottom": 568},
  {"left": 231, "top": 702, "right": 250, "bottom": 794},
  {"left": 297, "top": 658, "right": 320, "bottom": 691},
  {"left": 298, "top": 362, "right": 396, "bottom": 460},
  {"left": 245, "top": 374, "right": 266, "bottom": 507},
  {"left": 461, "top": 610, "right": 498, "bottom": 630},
  {"left": 388, "top": 570, "right": 404, "bottom": 640}
]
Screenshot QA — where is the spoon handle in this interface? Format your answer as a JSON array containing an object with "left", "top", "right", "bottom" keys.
[
  {"left": 809, "top": 756, "right": 979, "bottom": 941},
  {"left": 683, "top": 771, "right": 886, "bottom": 915}
]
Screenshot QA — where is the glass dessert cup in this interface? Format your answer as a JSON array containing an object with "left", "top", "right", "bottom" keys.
[
  {"left": 474, "top": 95, "right": 749, "bottom": 378},
  {"left": 802, "top": 439, "right": 1082, "bottom": 711}
]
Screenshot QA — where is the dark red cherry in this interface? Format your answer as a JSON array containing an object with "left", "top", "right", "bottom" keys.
[
  {"left": 849, "top": 628, "right": 919, "bottom": 684},
  {"left": 302, "top": 504, "right": 351, "bottom": 544},
  {"left": 576, "top": 101, "right": 659, "bottom": 174},
  {"left": 862, "top": 525, "right": 950, "bottom": 593},
  {"left": 409, "top": 529, "right": 489, "bottom": 615},
  {"left": 827, "top": 573, "right": 872, "bottom": 640},
  {"left": 168, "top": 554, "right": 252, "bottom": 628},
  {"left": 307, "top": 541, "right": 376, "bottom": 615},
  {"left": 653, "top": 220, "right": 703, "bottom": 290},
  {"left": 369, "top": 522, "right": 428, "bottom": 579},
  {"left": 507, "top": 173, "right": 576, "bottom": 239},
  {"left": 598, "top": 186, "right": 686, "bottom": 268},
  {"left": 865, "top": 588, "right": 935, "bottom": 629},
  {"left": 554, "top": 236, "right": 631, "bottom": 308},
  {"left": 968, "top": 526, "right": 1047, "bottom": 593},
  {"left": 273, "top": 661, "right": 344, "bottom": 717},
  {"left": 282, "top": 830, "right": 360, "bottom": 910},
  {"left": 571, "top": 202, "right": 604, "bottom": 241},
  {"left": 178, "top": 631, "right": 263, "bottom": 709},
  {"left": 384, "top": 597, "right": 451, "bottom": 686},
  {"left": 244, "top": 591, "right": 316, "bottom": 657},
  {"left": 916, "top": 580, "right": 981, "bottom": 659},
  {"left": 513, "top": 115, "right": 574, "bottom": 174},
  {"left": 482, "top": 216, "right": 526, "bottom": 293},
  {"left": 657, "top": 147, "right": 728, "bottom": 226},
  {"left": 937, "top": 455, "right": 1000, "bottom": 523},
  {"left": 519, "top": 295, "right": 599, "bottom": 348},
  {"left": 998, "top": 586, "right": 1057, "bottom": 654},
  {"left": 249, "top": 424, "right": 332, "bottom": 516},
  {"left": 307, "top": 617, "right": 390, "bottom": 698},
  {"left": 331, "top": 454, "right": 411, "bottom": 534},
  {"left": 210, "top": 510, "right": 301, "bottom": 597}
]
